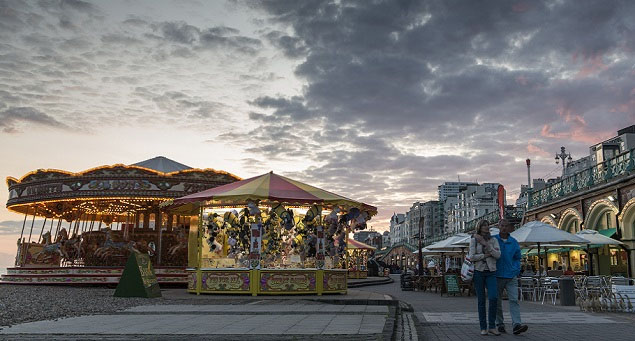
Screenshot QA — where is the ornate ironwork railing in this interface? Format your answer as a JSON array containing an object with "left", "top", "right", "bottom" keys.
[
  {"left": 528, "top": 148, "right": 635, "bottom": 209},
  {"left": 462, "top": 207, "right": 523, "bottom": 234}
]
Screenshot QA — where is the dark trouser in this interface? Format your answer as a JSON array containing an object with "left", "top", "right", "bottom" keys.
[{"left": 473, "top": 270, "right": 497, "bottom": 330}]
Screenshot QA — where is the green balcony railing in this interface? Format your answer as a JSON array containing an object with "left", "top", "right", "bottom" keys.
[
  {"left": 528, "top": 148, "right": 635, "bottom": 209},
  {"left": 462, "top": 206, "right": 523, "bottom": 234}
]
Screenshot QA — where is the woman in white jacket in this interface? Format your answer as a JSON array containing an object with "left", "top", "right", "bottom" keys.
[{"left": 469, "top": 220, "right": 501, "bottom": 336}]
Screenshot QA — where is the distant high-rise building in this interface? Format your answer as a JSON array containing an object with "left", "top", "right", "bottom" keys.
[
  {"left": 382, "top": 231, "right": 391, "bottom": 248},
  {"left": 438, "top": 181, "right": 479, "bottom": 202},
  {"left": 445, "top": 183, "right": 503, "bottom": 233},
  {"left": 389, "top": 213, "right": 407, "bottom": 245}
]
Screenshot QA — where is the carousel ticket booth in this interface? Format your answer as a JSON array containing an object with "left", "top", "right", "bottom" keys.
[
  {"left": 167, "top": 171, "right": 376, "bottom": 296},
  {"left": 2, "top": 157, "right": 240, "bottom": 284}
]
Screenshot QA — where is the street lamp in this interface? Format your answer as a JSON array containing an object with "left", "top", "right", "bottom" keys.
[
  {"left": 555, "top": 146, "right": 573, "bottom": 177},
  {"left": 417, "top": 217, "right": 424, "bottom": 276}
]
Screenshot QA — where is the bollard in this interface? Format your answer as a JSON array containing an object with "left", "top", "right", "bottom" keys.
[{"left": 559, "top": 277, "right": 576, "bottom": 306}]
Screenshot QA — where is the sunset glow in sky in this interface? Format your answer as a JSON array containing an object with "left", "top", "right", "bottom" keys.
[{"left": 1, "top": 0, "right": 634, "bottom": 267}]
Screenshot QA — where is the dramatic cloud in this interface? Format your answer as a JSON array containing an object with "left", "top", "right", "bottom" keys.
[
  {"left": 0, "top": 107, "right": 68, "bottom": 133},
  {"left": 0, "top": 0, "right": 633, "bottom": 234},
  {"left": 232, "top": 0, "right": 635, "bottom": 227},
  {"left": 0, "top": 220, "right": 30, "bottom": 235}
]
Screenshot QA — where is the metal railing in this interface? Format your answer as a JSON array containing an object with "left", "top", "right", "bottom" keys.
[
  {"left": 528, "top": 149, "right": 635, "bottom": 209},
  {"left": 462, "top": 207, "right": 523, "bottom": 233},
  {"left": 419, "top": 207, "right": 523, "bottom": 247}
]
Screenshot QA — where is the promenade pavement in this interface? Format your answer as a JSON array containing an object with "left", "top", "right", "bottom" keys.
[
  {"left": 0, "top": 289, "right": 394, "bottom": 340},
  {"left": 357, "top": 274, "right": 635, "bottom": 341}
]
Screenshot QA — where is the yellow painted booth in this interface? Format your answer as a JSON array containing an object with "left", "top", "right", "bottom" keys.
[
  {"left": 347, "top": 239, "right": 376, "bottom": 279},
  {"left": 167, "top": 172, "right": 376, "bottom": 295}
]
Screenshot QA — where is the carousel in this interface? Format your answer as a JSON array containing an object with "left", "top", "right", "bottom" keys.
[
  {"left": 166, "top": 171, "right": 376, "bottom": 295},
  {"left": 347, "top": 239, "right": 376, "bottom": 279},
  {"left": 1, "top": 156, "right": 240, "bottom": 285}
]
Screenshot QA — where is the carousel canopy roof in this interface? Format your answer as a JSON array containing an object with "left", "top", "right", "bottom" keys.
[
  {"left": 132, "top": 156, "right": 192, "bottom": 173},
  {"left": 5, "top": 157, "right": 241, "bottom": 219},
  {"left": 347, "top": 238, "right": 376, "bottom": 250},
  {"left": 170, "top": 171, "right": 377, "bottom": 214}
]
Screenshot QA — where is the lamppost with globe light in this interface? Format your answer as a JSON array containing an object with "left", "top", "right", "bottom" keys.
[{"left": 555, "top": 146, "right": 573, "bottom": 177}]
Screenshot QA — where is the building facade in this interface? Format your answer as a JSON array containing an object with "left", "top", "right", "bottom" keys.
[
  {"left": 389, "top": 213, "right": 407, "bottom": 245},
  {"left": 382, "top": 231, "right": 391, "bottom": 247},
  {"left": 438, "top": 181, "right": 479, "bottom": 202},
  {"left": 446, "top": 183, "right": 503, "bottom": 233},
  {"left": 524, "top": 125, "right": 635, "bottom": 277}
]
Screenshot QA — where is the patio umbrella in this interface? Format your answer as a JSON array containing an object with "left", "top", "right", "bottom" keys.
[
  {"left": 427, "top": 233, "right": 471, "bottom": 251},
  {"left": 575, "top": 229, "right": 625, "bottom": 276},
  {"left": 426, "top": 234, "right": 472, "bottom": 274},
  {"left": 511, "top": 221, "right": 588, "bottom": 279},
  {"left": 450, "top": 228, "right": 500, "bottom": 247}
]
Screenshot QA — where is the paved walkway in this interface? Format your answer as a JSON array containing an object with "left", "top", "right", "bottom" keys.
[
  {"left": 357, "top": 275, "right": 635, "bottom": 341},
  {"left": 0, "top": 301, "right": 389, "bottom": 339}
]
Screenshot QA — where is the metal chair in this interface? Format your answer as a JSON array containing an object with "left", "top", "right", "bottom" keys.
[
  {"left": 519, "top": 277, "right": 537, "bottom": 301},
  {"left": 584, "top": 276, "right": 605, "bottom": 297},
  {"left": 541, "top": 278, "right": 559, "bottom": 305}
]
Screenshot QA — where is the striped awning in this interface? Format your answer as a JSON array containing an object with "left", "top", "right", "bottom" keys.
[
  {"left": 171, "top": 171, "right": 376, "bottom": 214},
  {"left": 347, "top": 238, "right": 376, "bottom": 250}
]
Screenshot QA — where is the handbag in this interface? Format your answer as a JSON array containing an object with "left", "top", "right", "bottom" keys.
[{"left": 461, "top": 255, "right": 474, "bottom": 282}]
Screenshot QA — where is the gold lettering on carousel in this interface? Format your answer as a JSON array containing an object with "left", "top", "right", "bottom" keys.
[
  {"left": 183, "top": 183, "right": 210, "bottom": 193},
  {"left": 25, "top": 183, "right": 63, "bottom": 196},
  {"left": 88, "top": 180, "right": 151, "bottom": 191}
]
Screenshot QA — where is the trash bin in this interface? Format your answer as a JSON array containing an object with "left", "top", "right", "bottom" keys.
[{"left": 560, "top": 277, "right": 576, "bottom": 306}]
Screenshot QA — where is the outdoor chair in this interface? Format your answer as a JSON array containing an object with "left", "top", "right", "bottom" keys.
[
  {"left": 458, "top": 277, "right": 473, "bottom": 296},
  {"left": 584, "top": 276, "right": 607, "bottom": 297},
  {"left": 519, "top": 277, "right": 537, "bottom": 301},
  {"left": 573, "top": 275, "right": 586, "bottom": 299},
  {"left": 541, "top": 278, "right": 559, "bottom": 305},
  {"left": 609, "top": 277, "right": 632, "bottom": 286}
]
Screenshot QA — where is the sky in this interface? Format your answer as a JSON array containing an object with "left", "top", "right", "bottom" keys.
[{"left": 0, "top": 0, "right": 634, "bottom": 267}]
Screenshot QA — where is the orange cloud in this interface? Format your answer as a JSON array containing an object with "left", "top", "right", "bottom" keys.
[
  {"left": 541, "top": 106, "right": 614, "bottom": 144},
  {"left": 526, "top": 141, "right": 550, "bottom": 157},
  {"left": 575, "top": 54, "right": 608, "bottom": 78}
]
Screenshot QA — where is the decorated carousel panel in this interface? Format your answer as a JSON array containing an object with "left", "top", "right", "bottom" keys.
[{"left": 167, "top": 172, "right": 376, "bottom": 295}]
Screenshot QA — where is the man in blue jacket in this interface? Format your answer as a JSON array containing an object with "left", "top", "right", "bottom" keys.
[{"left": 495, "top": 219, "right": 528, "bottom": 335}]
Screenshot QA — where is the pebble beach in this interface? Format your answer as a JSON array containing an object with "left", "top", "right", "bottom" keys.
[{"left": 0, "top": 285, "right": 151, "bottom": 327}]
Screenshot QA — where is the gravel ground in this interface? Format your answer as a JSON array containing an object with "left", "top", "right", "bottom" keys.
[
  {"left": 0, "top": 286, "right": 331, "bottom": 327},
  {"left": 0, "top": 285, "right": 154, "bottom": 327}
]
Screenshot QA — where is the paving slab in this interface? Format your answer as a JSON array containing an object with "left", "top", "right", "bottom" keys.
[
  {"left": 357, "top": 274, "right": 635, "bottom": 341},
  {"left": 123, "top": 303, "right": 387, "bottom": 314},
  {"left": 0, "top": 312, "right": 387, "bottom": 336}
]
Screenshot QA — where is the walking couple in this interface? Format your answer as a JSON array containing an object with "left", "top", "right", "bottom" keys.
[{"left": 468, "top": 219, "right": 529, "bottom": 336}]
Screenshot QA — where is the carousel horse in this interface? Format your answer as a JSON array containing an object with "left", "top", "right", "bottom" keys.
[
  {"left": 55, "top": 228, "right": 69, "bottom": 244},
  {"left": 61, "top": 233, "right": 82, "bottom": 262},
  {"left": 33, "top": 231, "right": 64, "bottom": 262},
  {"left": 94, "top": 228, "right": 135, "bottom": 258},
  {"left": 167, "top": 228, "right": 188, "bottom": 258}
]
